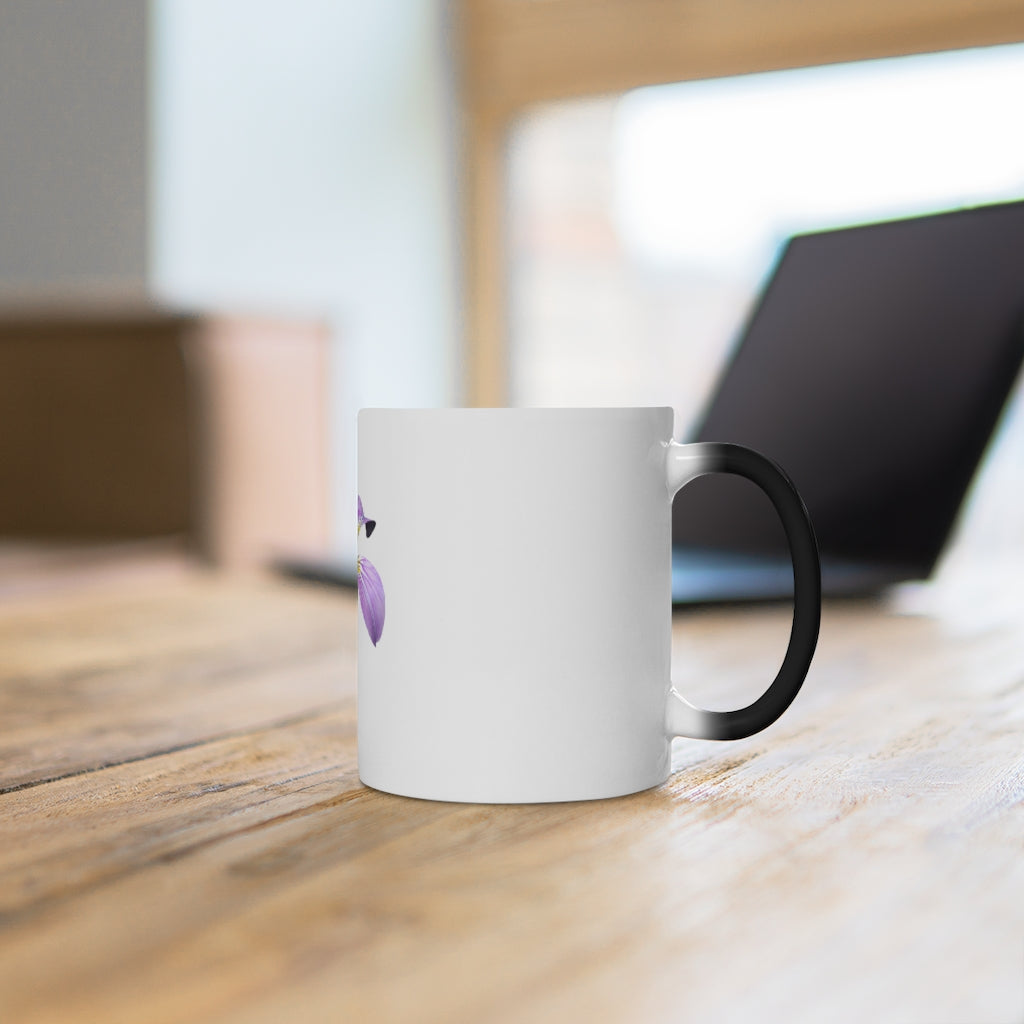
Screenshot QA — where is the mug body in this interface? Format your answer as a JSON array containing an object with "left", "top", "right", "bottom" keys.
[{"left": 357, "top": 407, "right": 675, "bottom": 803}]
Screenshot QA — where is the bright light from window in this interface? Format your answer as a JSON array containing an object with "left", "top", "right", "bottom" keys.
[{"left": 614, "top": 44, "right": 1024, "bottom": 275}]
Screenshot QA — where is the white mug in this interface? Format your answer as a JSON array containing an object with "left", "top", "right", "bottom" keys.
[{"left": 357, "top": 408, "right": 819, "bottom": 803}]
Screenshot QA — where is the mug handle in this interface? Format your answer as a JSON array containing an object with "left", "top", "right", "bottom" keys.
[{"left": 665, "top": 441, "right": 821, "bottom": 741}]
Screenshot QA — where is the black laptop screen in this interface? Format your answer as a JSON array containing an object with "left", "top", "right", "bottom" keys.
[{"left": 673, "top": 201, "right": 1024, "bottom": 572}]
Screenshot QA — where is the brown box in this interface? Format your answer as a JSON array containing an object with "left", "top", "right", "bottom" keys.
[{"left": 0, "top": 311, "right": 331, "bottom": 568}]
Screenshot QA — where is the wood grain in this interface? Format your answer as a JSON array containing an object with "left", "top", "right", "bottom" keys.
[
  {"left": 0, "top": 576, "right": 355, "bottom": 791},
  {"left": 0, "top": 559, "right": 1022, "bottom": 1023}
]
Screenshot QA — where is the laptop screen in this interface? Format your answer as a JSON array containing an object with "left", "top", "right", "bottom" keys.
[{"left": 673, "top": 200, "right": 1024, "bottom": 573}]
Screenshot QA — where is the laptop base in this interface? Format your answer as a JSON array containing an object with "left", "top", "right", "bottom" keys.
[{"left": 670, "top": 547, "right": 912, "bottom": 604}]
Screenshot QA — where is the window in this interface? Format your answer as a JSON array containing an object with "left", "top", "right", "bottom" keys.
[{"left": 507, "top": 43, "right": 1024, "bottom": 438}]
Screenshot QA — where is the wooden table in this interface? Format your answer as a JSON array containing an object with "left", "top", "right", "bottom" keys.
[{"left": 1, "top": 554, "right": 1022, "bottom": 1023}]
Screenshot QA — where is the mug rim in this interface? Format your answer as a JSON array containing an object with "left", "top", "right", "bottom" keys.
[{"left": 359, "top": 405, "right": 674, "bottom": 416}]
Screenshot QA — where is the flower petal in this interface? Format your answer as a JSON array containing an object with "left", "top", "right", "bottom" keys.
[
  {"left": 357, "top": 495, "right": 367, "bottom": 529},
  {"left": 357, "top": 556, "right": 385, "bottom": 646}
]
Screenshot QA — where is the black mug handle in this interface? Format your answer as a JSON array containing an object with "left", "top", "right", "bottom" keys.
[{"left": 665, "top": 442, "right": 821, "bottom": 741}]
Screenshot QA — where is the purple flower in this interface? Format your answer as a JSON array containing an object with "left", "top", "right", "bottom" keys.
[
  {"left": 357, "top": 556, "right": 385, "bottom": 646},
  {"left": 356, "top": 496, "right": 384, "bottom": 645},
  {"left": 357, "top": 495, "right": 375, "bottom": 537}
]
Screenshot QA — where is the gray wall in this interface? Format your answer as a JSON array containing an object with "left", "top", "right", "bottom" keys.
[{"left": 0, "top": 0, "right": 148, "bottom": 298}]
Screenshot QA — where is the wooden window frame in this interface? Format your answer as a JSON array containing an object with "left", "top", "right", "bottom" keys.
[{"left": 457, "top": 0, "right": 1024, "bottom": 406}]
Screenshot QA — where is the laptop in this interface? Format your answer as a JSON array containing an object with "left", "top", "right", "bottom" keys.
[{"left": 671, "top": 199, "right": 1024, "bottom": 603}]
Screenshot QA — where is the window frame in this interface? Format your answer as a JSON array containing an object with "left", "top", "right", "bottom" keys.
[{"left": 457, "top": 0, "right": 1024, "bottom": 405}]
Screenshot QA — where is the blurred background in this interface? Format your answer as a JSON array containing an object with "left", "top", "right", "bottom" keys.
[{"left": 2, "top": 0, "right": 1023, "bottom": 586}]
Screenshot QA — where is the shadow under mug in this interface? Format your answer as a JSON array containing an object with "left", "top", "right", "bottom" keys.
[{"left": 357, "top": 407, "right": 820, "bottom": 803}]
